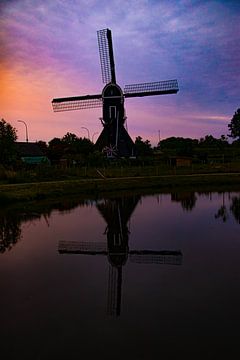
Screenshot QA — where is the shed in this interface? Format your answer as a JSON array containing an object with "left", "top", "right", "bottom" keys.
[
  {"left": 15, "top": 142, "right": 49, "bottom": 165},
  {"left": 169, "top": 156, "right": 192, "bottom": 167}
]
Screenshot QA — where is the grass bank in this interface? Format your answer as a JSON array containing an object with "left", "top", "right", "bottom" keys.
[{"left": 1, "top": 172, "right": 240, "bottom": 205}]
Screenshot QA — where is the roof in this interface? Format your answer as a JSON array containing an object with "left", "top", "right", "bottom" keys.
[{"left": 15, "top": 142, "right": 44, "bottom": 157}]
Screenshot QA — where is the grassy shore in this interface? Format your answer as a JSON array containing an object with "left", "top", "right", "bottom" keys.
[{"left": 1, "top": 172, "right": 240, "bottom": 205}]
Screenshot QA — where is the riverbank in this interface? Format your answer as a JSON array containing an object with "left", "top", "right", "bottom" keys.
[{"left": 1, "top": 172, "right": 240, "bottom": 205}]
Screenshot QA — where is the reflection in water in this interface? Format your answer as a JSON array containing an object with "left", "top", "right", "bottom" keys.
[
  {"left": 58, "top": 195, "right": 183, "bottom": 317},
  {"left": 0, "top": 210, "right": 45, "bottom": 253},
  {"left": 1, "top": 192, "right": 240, "bottom": 255},
  {"left": 230, "top": 196, "right": 240, "bottom": 224},
  {"left": 1, "top": 189, "right": 240, "bottom": 358},
  {"left": 214, "top": 193, "right": 228, "bottom": 222},
  {"left": 170, "top": 191, "right": 240, "bottom": 225},
  {"left": 214, "top": 193, "right": 240, "bottom": 224},
  {"left": 0, "top": 211, "right": 22, "bottom": 253},
  {"left": 0, "top": 198, "right": 93, "bottom": 253},
  {"left": 171, "top": 192, "right": 197, "bottom": 211}
]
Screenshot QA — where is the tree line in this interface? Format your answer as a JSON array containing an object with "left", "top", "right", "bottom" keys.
[{"left": 0, "top": 108, "right": 240, "bottom": 167}]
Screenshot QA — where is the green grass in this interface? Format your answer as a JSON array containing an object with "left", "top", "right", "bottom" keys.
[
  {"left": 2, "top": 162, "right": 240, "bottom": 185},
  {"left": 1, "top": 172, "right": 240, "bottom": 205}
]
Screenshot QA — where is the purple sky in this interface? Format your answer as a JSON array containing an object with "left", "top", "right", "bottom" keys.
[{"left": 0, "top": 0, "right": 239, "bottom": 145}]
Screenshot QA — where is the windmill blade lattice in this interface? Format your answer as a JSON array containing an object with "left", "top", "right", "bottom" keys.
[
  {"left": 129, "top": 250, "right": 182, "bottom": 265},
  {"left": 52, "top": 95, "right": 102, "bottom": 112},
  {"left": 97, "top": 29, "right": 116, "bottom": 84},
  {"left": 58, "top": 240, "right": 107, "bottom": 254},
  {"left": 124, "top": 79, "right": 179, "bottom": 98}
]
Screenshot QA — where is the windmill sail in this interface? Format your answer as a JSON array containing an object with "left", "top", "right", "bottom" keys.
[
  {"left": 58, "top": 240, "right": 107, "bottom": 254},
  {"left": 129, "top": 250, "right": 183, "bottom": 265},
  {"left": 97, "top": 28, "right": 116, "bottom": 84},
  {"left": 124, "top": 80, "right": 179, "bottom": 98},
  {"left": 52, "top": 94, "right": 102, "bottom": 112}
]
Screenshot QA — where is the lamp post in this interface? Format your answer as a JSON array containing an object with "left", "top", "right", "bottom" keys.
[
  {"left": 92, "top": 132, "right": 98, "bottom": 143},
  {"left": 17, "top": 120, "right": 29, "bottom": 142},
  {"left": 81, "top": 126, "right": 90, "bottom": 140}
]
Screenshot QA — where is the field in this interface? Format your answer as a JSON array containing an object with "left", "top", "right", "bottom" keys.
[{"left": 1, "top": 165, "right": 240, "bottom": 205}]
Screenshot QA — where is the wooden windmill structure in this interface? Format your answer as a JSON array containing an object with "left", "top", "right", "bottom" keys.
[
  {"left": 58, "top": 196, "right": 183, "bottom": 317},
  {"left": 52, "top": 28, "right": 179, "bottom": 158}
]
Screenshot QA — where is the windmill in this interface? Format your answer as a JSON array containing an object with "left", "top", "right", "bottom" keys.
[
  {"left": 58, "top": 196, "right": 183, "bottom": 316},
  {"left": 52, "top": 28, "right": 179, "bottom": 158}
]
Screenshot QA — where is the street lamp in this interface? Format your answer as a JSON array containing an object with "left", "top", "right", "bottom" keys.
[
  {"left": 92, "top": 132, "right": 98, "bottom": 143},
  {"left": 81, "top": 126, "right": 90, "bottom": 139},
  {"left": 17, "top": 120, "right": 29, "bottom": 142}
]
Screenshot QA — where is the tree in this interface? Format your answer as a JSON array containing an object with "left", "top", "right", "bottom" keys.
[
  {"left": 159, "top": 137, "right": 198, "bottom": 156},
  {"left": 62, "top": 132, "right": 79, "bottom": 145},
  {"left": 0, "top": 118, "right": 17, "bottom": 165},
  {"left": 135, "top": 136, "right": 153, "bottom": 156},
  {"left": 47, "top": 137, "right": 65, "bottom": 162},
  {"left": 228, "top": 108, "right": 240, "bottom": 140},
  {"left": 61, "top": 133, "right": 94, "bottom": 156},
  {"left": 36, "top": 140, "right": 48, "bottom": 154}
]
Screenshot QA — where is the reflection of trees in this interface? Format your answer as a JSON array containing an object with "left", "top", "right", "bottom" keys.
[
  {"left": 0, "top": 213, "right": 21, "bottom": 253},
  {"left": 171, "top": 192, "right": 197, "bottom": 211},
  {"left": 215, "top": 206, "right": 228, "bottom": 222},
  {"left": 230, "top": 196, "right": 240, "bottom": 224},
  {"left": 214, "top": 193, "right": 240, "bottom": 224},
  {"left": 214, "top": 193, "right": 228, "bottom": 223},
  {"left": 0, "top": 197, "right": 92, "bottom": 254},
  {"left": 0, "top": 211, "right": 45, "bottom": 253}
]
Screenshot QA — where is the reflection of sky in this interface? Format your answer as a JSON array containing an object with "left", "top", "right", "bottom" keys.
[
  {"left": 1, "top": 0, "right": 239, "bottom": 144},
  {"left": 131, "top": 192, "right": 240, "bottom": 251},
  {"left": 1, "top": 191, "right": 240, "bottom": 354}
]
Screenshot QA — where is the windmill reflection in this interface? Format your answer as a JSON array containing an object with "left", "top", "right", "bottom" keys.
[{"left": 58, "top": 195, "right": 183, "bottom": 317}]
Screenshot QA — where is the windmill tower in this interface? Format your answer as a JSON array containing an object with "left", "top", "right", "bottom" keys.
[
  {"left": 52, "top": 28, "right": 179, "bottom": 158},
  {"left": 58, "top": 196, "right": 183, "bottom": 317}
]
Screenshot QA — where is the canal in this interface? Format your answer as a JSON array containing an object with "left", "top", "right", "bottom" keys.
[{"left": 1, "top": 190, "right": 240, "bottom": 358}]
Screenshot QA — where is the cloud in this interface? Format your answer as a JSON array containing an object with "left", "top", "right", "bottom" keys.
[{"left": 1, "top": 0, "right": 239, "bottom": 143}]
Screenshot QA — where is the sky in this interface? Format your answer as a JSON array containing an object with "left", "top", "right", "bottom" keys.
[{"left": 0, "top": 0, "right": 239, "bottom": 145}]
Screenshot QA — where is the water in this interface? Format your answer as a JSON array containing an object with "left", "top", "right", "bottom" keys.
[{"left": 1, "top": 191, "right": 240, "bottom": 358}]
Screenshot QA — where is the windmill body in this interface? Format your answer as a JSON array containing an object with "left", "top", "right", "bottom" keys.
[{"left": 52, "top": 28, "right": 179, "bottom": 158}]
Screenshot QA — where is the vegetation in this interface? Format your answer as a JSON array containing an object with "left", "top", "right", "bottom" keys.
[
  {"left": 135, "top": 136, "right": 153, "bottom": 156},
  {"left": 1, "top": 108, "right": 240, "bottom": 199},
  {"left": 0, "top": 119, "right": 17, "bottom": 166},
  {"left": 1, "top": 172, "right": 240, "bottom": 205},
  {"left": 228, "top": 108, "right": 240, "bottom": 140}
]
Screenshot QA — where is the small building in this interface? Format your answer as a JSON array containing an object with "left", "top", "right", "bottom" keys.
[
  {"left": 169, "top": 156, "right": 192, "bottom": 167},
  {"left": 15, "top": 142, "right": 50, "bottom": 165}
]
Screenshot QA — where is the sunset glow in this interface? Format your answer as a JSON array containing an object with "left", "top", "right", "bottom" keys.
[{"left": 1, "top": 0, "right": 239, "bottom": 145}]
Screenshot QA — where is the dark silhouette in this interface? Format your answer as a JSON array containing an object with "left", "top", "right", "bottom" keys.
[
  {"left": 228, "top": 108, "right": 240, "bottom": 140},
  {"left": 47, "top": 134, "right": 93, "bottom": 165},
  {"left": 58, "top": 195, "right": 183, "bottom": 317},
  {"left": 0, "top": 210, "right": 46, "bottom": 253},
  {"left": 0, "top": 211, "right": 21, "bottom": 253},
  {"left": 0, "top": 118, "right": 17, "bottom": 166},
  {"left": 0, "top": 198, "right": 93, "bottom": 253},
  {"left": 230, "top": 196, "right": 240, "bottom": 224},
  {"left": 52, "top": 28, "right": 179, "bottom": 158},
  {"left": 135, "top": 136, "right": 153, "bottom": 156},
  {"left": 214, "top": 193, "right": 229, "bottom": 222},
  {"left": 171, "top": 192, "right": 197, "bottom": 211}
]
